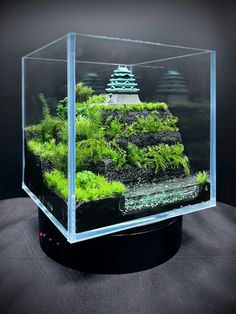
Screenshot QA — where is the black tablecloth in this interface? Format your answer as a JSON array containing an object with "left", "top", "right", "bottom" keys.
[{"left": 0, "top": 198, "right": 235, "bottom": 314}]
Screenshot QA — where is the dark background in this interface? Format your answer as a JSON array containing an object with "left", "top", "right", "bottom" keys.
[{"left": 0, "top": 0, "right": 235, "bottom": 205}]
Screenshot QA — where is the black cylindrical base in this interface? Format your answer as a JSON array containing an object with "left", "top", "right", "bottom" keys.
[{"left": 38, "top": 209, "right": 182, "bottom": 274}]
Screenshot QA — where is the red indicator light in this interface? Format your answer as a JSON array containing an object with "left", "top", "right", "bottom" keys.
[{"left": 39, "top": 232, "right": 43, "bottom": 237}]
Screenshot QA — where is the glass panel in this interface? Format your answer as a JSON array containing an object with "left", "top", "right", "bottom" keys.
[
  {"left": 72, "top": 34, "right": 215, "bottom": 240},
  {"left": 22, "top": 35, "right": 69, "bottom": 235}
]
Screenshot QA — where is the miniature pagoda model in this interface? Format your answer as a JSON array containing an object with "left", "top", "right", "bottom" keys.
[
  {"left": 155, "top": 70, "right": 189, "bottom": 104},
  {"left": 82, "top": 73, "right": 105, "bottom": 95},
  {"left": 105, "top": 66, "right": 141, "bottom": 104}
]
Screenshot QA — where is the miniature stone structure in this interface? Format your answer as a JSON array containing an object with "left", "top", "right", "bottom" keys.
[
  {"left": 105, "top": 66, "right": 141, "bottom": 104},
  {"left": 155, "top": 70, "right": 189, "bottom": 104},
  {"left": 82, "top": 73, "right": 105, "bottom": 95}
]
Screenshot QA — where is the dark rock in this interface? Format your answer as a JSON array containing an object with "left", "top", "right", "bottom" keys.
[
  {"left": 39, "top": 157, "right": 55, "bottom": 173},
  {"left": 76, "top": 196, "right": 125, "bottom": 232},
  {"left": 116, "top": 131, "right": 182, "bottom": 149},
  {"left": 102, "top": 108, "right": 171, "bottom": 125},
  {"left": 91, "top": 158, "right": 186, "bottom": 185},
  {"left": 25, "top": 130, "right": 41, "bottom": 141}
]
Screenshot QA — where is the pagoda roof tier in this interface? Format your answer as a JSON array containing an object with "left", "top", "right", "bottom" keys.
[
  {"left": 110, "top": 78, "right": 136, "bottom": 82},
  {"left": 106, "top": 65, "right": 140, "bottom": 94},
  {"left": 106, "top": 87, "right": 140, "bottom": 93},
  {"left": 107, "top": 82, "right": 138, "bottom": 87},
  {"left": 111, "top": 73, "right": 134, "bottom": 77}
]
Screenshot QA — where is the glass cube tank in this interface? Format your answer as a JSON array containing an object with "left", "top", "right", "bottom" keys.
[{"left": 22, "top": 33, "right": 216, "bottom": 243}]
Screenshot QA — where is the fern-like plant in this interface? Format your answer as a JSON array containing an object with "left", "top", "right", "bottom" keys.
[{"left": 196, "top": 171, "right": 209, "bottom": 185}]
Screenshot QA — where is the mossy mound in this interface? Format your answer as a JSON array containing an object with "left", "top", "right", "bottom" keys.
[{"left": 24, "top": 87, "right": 209, "bottom": 231}]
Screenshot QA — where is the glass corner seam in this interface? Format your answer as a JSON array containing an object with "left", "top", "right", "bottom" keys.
[{"left": 67, "top": 33, "right": 76, "bottom": 240}]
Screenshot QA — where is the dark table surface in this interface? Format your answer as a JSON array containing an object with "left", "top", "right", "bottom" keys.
[{"left": 0, "top": 198, "right": 235, "bottom": 314}]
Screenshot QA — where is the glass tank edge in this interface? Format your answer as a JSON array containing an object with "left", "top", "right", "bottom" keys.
[
  {"left": 22, "top": 183, "right": 68, "bottom": 239},
  {"left": 75, "top": 32, "right": 209, "bottom": 52},
  {"left": 23, "top": 34, "right": 69, "bottom": 58},
  {"left": 69, "top": 200, "right": 217, "bottom": 243}
]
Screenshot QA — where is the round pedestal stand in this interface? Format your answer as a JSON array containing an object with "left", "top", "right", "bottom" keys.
[{"left": 38, "top": 209, "right": 182, "bottom": 274}]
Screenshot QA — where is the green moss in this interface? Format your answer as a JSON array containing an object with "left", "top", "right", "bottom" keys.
[
  {"left": 44, "top": 169, "right": 125, "bottom": 202},
  {"left": 40, "top": 116, "right": 66, "bottom": 142},
  {"left": 26, "top": 91, "right": 189, "bottom": 185},
  {"left": 76, "top": 138, "right": 126, "bottom": 170},
  {"left": 57, "top": 104, "right": 104, "bottom": 142},
  {"left": 75, "top": 82, "right": 93, "bottom": 103},
  {"left": 123, "top": 114, "right": 178, "bottom": 137},
  {"left": 27, "top": 139, "right": 68, "bottom": 172},
  {"left": 27, "top": 136, "right": 127, "bottom": 173},
  {"left": 39, "top": 93, "right": 50, "bottom": 119},
  {"left": 57, "top": 97, "right": 68, "bottom": 120},
  {"left": 104, "top": 117, "right": 122, "bottom": 138},
  {"left": 25, "top": 124, "right": 42, "bottom": 136},
  {"left": 127, "top": 143, "right": 190, "bottom": 175},
  {"left": 84, "top": 94, "right": 106, "bottom": 105},
  {"left": 28, "top": 92, "right": 172, "bottom": 146},
  {"left": 27, "top": 138, "right": 189, "bottom": 176},
  {"left": 196, "top": 171, "right": 209, "bottom": 186},
  {"left": 56, "top": 85, "right": 106, "bottom": 119},
  {"left": 44, "top": 170, "right": 68, "bottom": 199},
  {"left": 127, "top": 143, "right": 148, "bottom": 168},
  {"left": 92, "top": 102, "right": 168, "bottom": 111},
  {"left": 104, "top": 112, "right": 179, "bottom": 139}
]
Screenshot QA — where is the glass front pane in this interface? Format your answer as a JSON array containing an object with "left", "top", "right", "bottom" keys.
[
  {"left": 22, "top": 35, "right": 69, "bottom": 235},
  {"left": 71, "top": 34, "right": 215, "bottom": 239}
]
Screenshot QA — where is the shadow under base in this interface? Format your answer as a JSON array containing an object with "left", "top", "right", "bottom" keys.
[{"left": 38, "top": 209, "right": 182, "bottom": 274}]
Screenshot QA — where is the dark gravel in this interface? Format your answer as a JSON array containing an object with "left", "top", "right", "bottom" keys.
[
  {"left": 102, "top": 108, "right": 171, "bottom": 124},
  {"left": 115, "top": 131, "right": 182, "bottom": 149}
]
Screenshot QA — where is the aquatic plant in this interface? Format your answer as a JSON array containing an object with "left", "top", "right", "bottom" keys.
[
  {"left": 196, "top": 171, "right": 209, "bottom": 186},
  {"left": 126, "top": 143, "right": 190, "bottom": 175},
  {"left": 103, "top": 112, "right": 179, "bottom": 139},
  {"left": 27, "top": 94, "right": 67, "bottom": 141},
  {"left": 27, "top": 138, "right": 189, "bottom": 176},
  {"left": 26, "top": 91, "right": 189, "bottom": 191},
  {"left": 39, "top": 93, "right": 50, "bottom": 119},
  {"left": 40, "top": 116, "right": 66, "bottom": 142},
  {"left": 57, "top": 97, "right": 68, "bottom": 119},
  {"left": 57, "top": 86, "right": 105, "bottom": 120},
  {"left": 27, "top": 139, "right": 68, "bottom": 172},
  {"left": 25, "top": 124, "right": 42, "bottom": 137},
  {"left": 127, "top": 143, "right": 148, "bottom": 168},
  {"left": 75, "top": 82, "right": 93, "bottom": 103},
  {"left": 57, "top": 105, "right": 104, "bottom": 142},
  {"left": 124, "top": 114, "right": 178, "bottom": 136},
  {"left": 76, "top": 138, "right": 126, "bottom": 170},
  {"left": 44, "top": 170, "right": 68, "bottom": 199},
  {"left": 76, "top": 117, "right": 96, "bottom": 141},
  {"left": 92, "top": 102, "right": 168, "bottom": 112},
  {"left": 104, "top": 117, "right": 122, "bottom": 138},
  {"left": 44, "top": 169, "right": 125, "bottom": 202},
  {"left": 84, "top": 94, "right": 106, "bottom": 105},
  {"left": 146, "top": 144, "right": 190, "bottom": 175}
]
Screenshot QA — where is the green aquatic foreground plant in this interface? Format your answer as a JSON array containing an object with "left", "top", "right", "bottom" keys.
[
  {"left": 27, "top": 139, "right": 68, "bottom": 172},
  {"left": 94, "top": 102, "right": 168, "bottom": 112},
  {"left": 44, "top": 169, "right": 125, "bottom": 202},
  {"left": 76, "top": 138, "right": 126, "bottom": 170},
  {"left": 196, "top": 170, "right": 209, "bottom": 186},
  {"left": 126, "top": 143, "right": 190, "bottom": 175},
  {"left": 124, "top": 114, "right": 179, "bottom": 136}
]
